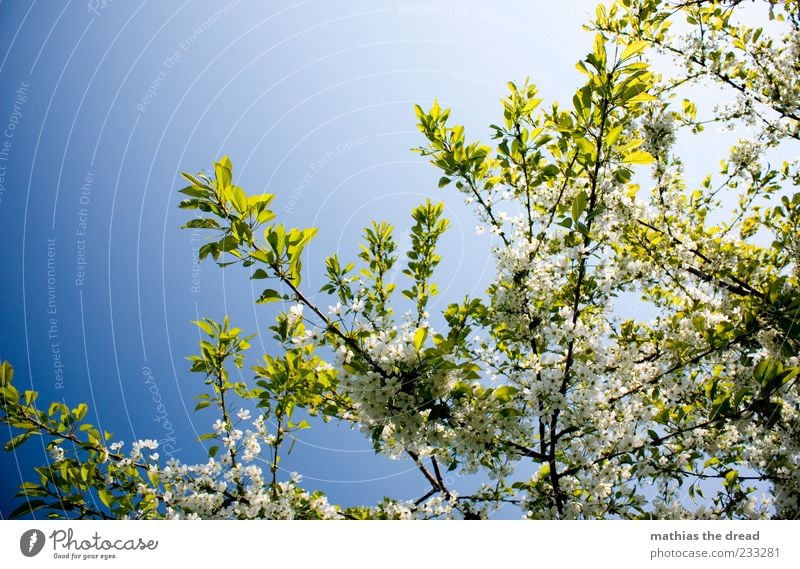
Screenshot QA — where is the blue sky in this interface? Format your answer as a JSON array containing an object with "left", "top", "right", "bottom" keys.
[{"left": 0, "top": 0, "right": 745, "bottom": 519}]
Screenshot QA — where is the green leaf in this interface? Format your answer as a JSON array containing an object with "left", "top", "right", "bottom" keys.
[
  {"left": 413, "top": 328, "right": 428, "bottom": 351},
  {"left": 257, "top": 289, "right": 282, "bottom": 304},
  {"left": 215, "top": 157, "right": 233, "bottom": 189},
  {"left": 593, "top": 33, "right": 606, "bottom": 64},
  {"left": 181, "top": 172, "right": 208, "bottom": 188},
  {"left": 10, "top": 499, "right": 48, "bottom": 518},
  {"left": 178, "top": 185, "right": 208, "bottom": 198},
  {"left": 571, "top": 190, "right": 588, "bottom": 221},
  {"left": 494, "top": 385, "right": 518, "bottom": 403},
  {"left": 606, "top": 124, "right": 623, "bottom": 146},
  {"left": 230, "top": 185, "right": 248, "bottom": 214},
  {"left": 247, "top": 193, "right": 275, "bottom": 207},
  {"left": 753, "top": 358, "right": 776, "bottom": 385},
  {"left": 621, "top": 40, "right": 648, "bottom": 60},
  {"left": 0, "top": 360, "right": 13, "bottom": 385},
  {"left": 182, "top": 218, "right": 220, "bottom": 229},
  {"left": 538, "top": 463, "right": 550, "bottom": 479},
  {"left": 16, "top": 482, "right": 48, "bottom": 498},
  {"left": 622, "top": 150, "right": 655, "bottom": 165},
  {"left": 575, "top": 136, "right": 595, "bottom": 158},
  {"left": 98, "top": 488, "right": 113, "bottom": 509},
  {"left": 192, "top": 319, "right": 215, "bottom": 336},
  {"left": 292, "top": 227, "right": 318, "bottom": 253},
  {"left": 653, "top": 407, "right": 670, "bottom": 425},
  {"left": 4, "top": 431, "right": 35, "bottom": 451},
  {"left": 73, "top": 403, "right": 88, "bottom": 421}
]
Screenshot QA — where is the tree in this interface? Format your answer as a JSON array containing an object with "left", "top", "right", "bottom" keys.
[{"left": 2, "top": 0, "right": 798, "bottom": 520}]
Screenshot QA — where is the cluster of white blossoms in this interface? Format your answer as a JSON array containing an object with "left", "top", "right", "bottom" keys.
[
  {"left": 337, "top": 317, "right": 457, "bottom": 457},
  {"left": 158, "top": 460, "right": 338, "bottom": 520},
  {"left": 334, "top": 310, "right": 522, "bottom": 474},
  {"left": 287, "top": 303, "right": 304, "bottom": 326},
  {"left": 670, "top": 9, "right": 800, "bottom": 143},
  {"left": 728, "top": 138, "right": 763, "bottom": 177},
  {"left": 746, "top": 28, "right": 800, "bottom": 139},
  {"left": 129, "top": 439, "right": 159, "bottom": 461},
  {"left": 103, "top": 419, "right": 339, "bottom": 520},
  {"left": 48, "top": 446, "right": 65, "bottom": 462},
  {"left": 482, "top": 182, "right": 650, "bottom": 511},
  {"left": 640, "top": 105, "right": 677, "bottom": 166},
  {"left": 462, "top": 127, "right": 800, "bottom": 518},
  {"left": 98, "top": 412, "right": 479, "bottom": 519},
  {"left": 354, "top": 495, "right": 461, "bottom": 520}
]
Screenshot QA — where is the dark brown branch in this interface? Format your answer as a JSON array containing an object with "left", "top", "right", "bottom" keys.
[{"left": 406, "top": 450, "right": 441, "bottom": 492}]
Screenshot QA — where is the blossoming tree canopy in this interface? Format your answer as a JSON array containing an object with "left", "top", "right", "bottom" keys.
[{"left": 1, "top": 0, "right": 798, "bottom": 519}]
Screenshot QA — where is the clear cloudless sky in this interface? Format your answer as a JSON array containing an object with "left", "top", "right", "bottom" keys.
[{"left": 0, "top": 0, "right": 743, "bottom": 519}]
